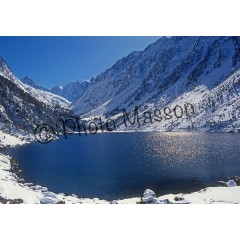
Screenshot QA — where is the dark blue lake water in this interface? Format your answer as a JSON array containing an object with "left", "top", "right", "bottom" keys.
[{"left": 5, "top": 132, "right": 240, "bottom": 200}]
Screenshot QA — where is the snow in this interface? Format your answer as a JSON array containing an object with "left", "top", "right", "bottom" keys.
[
  {"left": 23, "top": 83, "right": 70, "bottom": 108},
  {"left": 50, "top": 80, "right": 89, "bottom": 102},
  {"left": 116, "top": 187, "right": 240, "bottom": 204},
  {"left": 0, "top": 130, "right": 28, "bottom": 148},
  {"left": 72, "top": 37, "right": 240, "bottom": 133},
  {"left": 0, "top": 57, "right": 70, "bottom": 109},
  {"left": 158, "top": 186, "right": 240, "bottom": 204}
]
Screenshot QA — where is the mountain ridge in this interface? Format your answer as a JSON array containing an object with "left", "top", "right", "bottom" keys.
[
  {"left": 72, "top": 36, "right": 240, "bottom": 132},
  {"left": 0, "top": 57, "right": 71, "bottom": 138}
]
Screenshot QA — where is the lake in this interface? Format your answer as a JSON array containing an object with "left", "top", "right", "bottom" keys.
[{"left": 5, "top": 132, "right": 240, "bottom": 200}]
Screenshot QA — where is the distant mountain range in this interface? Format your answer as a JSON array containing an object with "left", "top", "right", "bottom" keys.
[
  {"left": 50, "top": 80, "right": 89, "bottom": 102},
  {"left": 20, "top": 75, "right": 89, "bottom": 103}
]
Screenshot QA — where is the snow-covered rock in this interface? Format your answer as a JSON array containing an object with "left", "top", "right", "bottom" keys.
[
  {"left": 141, "top": 189, "right": 169, "bottom": 204},
  {"left": 218, "top": 179, "right": 237, "bottom": 187},
  {"left": 40, "top": 197, "right": 59, "bottom": 204},
  {"left": 227, "top": 180, "right": 237, "bottom": 187}
]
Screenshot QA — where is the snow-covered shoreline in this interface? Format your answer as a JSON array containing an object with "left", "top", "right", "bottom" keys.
[{"left": 1, "top": 130, "right": 240, "bottom": 204}]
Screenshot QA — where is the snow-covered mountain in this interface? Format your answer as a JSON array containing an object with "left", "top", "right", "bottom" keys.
[
  {"left": 0, "top": 57, "right": 71, "bottom": 136},
  {"left": 0, "top": 57, "right": 70, "bottom": 109},
  {"left": 21, "top": 76, "right": 48, "bottom": 91},
  {"left": 72, "top": 36, "right": 240, "bottom": 132},
  {"left": 50, "top": 80, "right": 89, "bottom": 102}
]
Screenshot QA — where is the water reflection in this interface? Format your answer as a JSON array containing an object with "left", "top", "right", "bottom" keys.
[{"left": 5, "top": 132, "right": 240, "bottom": 200}]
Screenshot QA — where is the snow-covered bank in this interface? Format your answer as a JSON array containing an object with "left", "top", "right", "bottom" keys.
[
  {"left": 0, "top": 130, "right": 30, "bottom": 149},
  {"left": 0, "top": 153, "right": 109, "bottom": 204},
  {"left": 0, "top": 130, "right": 108, "bottom": 203},
  {"left": 1, "top": 150, "right": 240, "bottom": 204}
]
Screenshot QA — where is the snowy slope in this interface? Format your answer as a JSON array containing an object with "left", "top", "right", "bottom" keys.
[
  {"left": 50, "top": 80, "right": 89, "bottom": 102},
  {"left": 72, "top": 37, "right": 240, "bottom": 132},
  {"left": 21, "top": 76, "right": 48, "bottom": 91},
  {"left": 0, "top": 57, "right": 70, "bottom": 109},
  {"left": 0, "top": 57, "right": 26, "bottom": 92},
  {"left": 0, "top": 57, "right": 73, "bottom": 138},
  {"left": 22, "top": 83, "right": 70, "bottom": 109}
]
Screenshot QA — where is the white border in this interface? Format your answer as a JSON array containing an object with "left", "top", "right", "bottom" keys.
[
  {"left": 0, "top": 0, "right": 239, "bottom": 36},
  {"left": 0, "top": 205, "right": 238, "bottom": 239}
]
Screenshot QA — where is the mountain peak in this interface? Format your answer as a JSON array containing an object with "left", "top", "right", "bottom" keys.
[
  {"left": 0, "top": 56, "right": 19, "bottom": 84},
  {"left": 0, "top": 56, "right": 6, "bottom": 63},
  {"left": 23, "top": 75, "right": 31, "bottom": 80},
  {"left": 50, "top": 80, "right": 89, "bottom": 102},
  {"left": 0, "top": 56, "right": 9, "bottom": 68},
  {"left": 21, "top": 75, "right": 35, "bottom": 84},
  {"left": 72, "top": 36, "right": 240, "bottom": 119},
  {"left": 21, "top": 75, "right": 48, "bottom": 91}
]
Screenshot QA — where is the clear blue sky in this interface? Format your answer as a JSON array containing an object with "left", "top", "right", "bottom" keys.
[{"left": 0, "top": 37, "right": 160, "bottom": 88}]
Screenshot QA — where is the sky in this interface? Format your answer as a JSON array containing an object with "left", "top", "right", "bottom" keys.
[{"left": 0, "top": 37, "right": 160, "bottom": 88}]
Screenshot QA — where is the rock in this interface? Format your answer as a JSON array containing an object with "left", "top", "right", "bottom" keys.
[
  {"left": 40, "top": 191, "right": 64, "bottom": 204},
  {"left": 140, "top": 189, "right": 172, "bottom": 204},
  {"left": 141, "top": 189, "right": 159, "bottom": 204},
  {"left": 31, "top": 185, "right": 42, "bottom": 191},
  {"left": 0, "top": 198, "right": 24, "bottom": 204},
  {"left": 174, "top": 196, "right": 189, "bottom": 204},
  {"left": 58, "top": 193, "right": 65, "bottom": 196},
  {"left": 227, "top": 176, "right": 240, "bottom": 186},
  {"left": 8, "top": 199, "right": 24, "bottom": 204},
  {"left": 44, "top": 191, "right": 58, "bottom": 198},
  {"left": 218, "top": 179, "right": 237, "bottom": 187},
  {"left": 0, "top": 195, "right": 8, "bottom": 204},
  {"left": 174, "top": 196, "right": 185, "bottom": 201},
  {"left": 143, "top": 189, "right": 156, "bottom": 198},
  {"left": 154, "top": 199, "right": 172, "bottom": 204},
  {"left": 0, "top": 199, "right": 8, "bottom": 204},
  {"left": 41, "top": 187, "right": 48, "bottom": 192},
  {"left": 142, "top": 195, "right": 156, "bottom": 203},
  {"left": 227, "top": 180, "right": 237, "bottom": 187},
  {"left": 40, "top": 197, "right": 59, "bottom": 204},
  {"left": 23, "top": 183, "right": 33, "bottom": 187}
]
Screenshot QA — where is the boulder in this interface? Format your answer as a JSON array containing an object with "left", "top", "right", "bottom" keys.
[
  {"left": 141, "top": 189, "right": 158, "bottom": 204},
  {"left": 226, "top": 180, "right": 237, "bottom": 187},
  {"left": 40, "top": 197, "right": 59, "bottom": 204}
]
